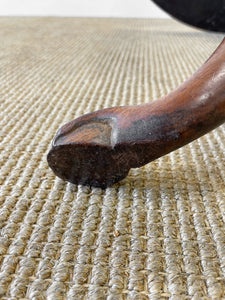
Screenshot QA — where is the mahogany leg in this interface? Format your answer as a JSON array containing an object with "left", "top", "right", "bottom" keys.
[{"left": 47, "top": 38, "right": 225, "bottom": 188}]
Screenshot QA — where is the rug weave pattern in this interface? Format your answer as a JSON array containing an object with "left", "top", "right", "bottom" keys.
[{"left": 0, "top": 17, "right": 225, "bottom": 299}]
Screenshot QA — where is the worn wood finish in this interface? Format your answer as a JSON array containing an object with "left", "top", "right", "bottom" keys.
[{"left": 48, "top": 38, "right": 225, "bottom": 188}]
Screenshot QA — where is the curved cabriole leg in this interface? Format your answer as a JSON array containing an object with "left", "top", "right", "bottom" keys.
[{"left": 48, "top": 38, "right": 225, "bottom": 188}]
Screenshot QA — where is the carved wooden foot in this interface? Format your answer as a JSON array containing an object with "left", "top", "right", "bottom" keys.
[{"left": 47, "top": 38, "right": 225, "bottom": 188}]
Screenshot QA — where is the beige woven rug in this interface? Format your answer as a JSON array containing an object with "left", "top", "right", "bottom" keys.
[{"left": 0, "top": 17, "right": 225, "bottom": 299}]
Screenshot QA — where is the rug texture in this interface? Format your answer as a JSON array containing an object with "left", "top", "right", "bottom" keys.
[{"left": 0, "top": 17, "right": 225, "bottom": 300}]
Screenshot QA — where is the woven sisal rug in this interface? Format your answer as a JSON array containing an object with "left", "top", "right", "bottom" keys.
[{"left": 0, "top": 17, "right": 225, "bottom": 299}]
